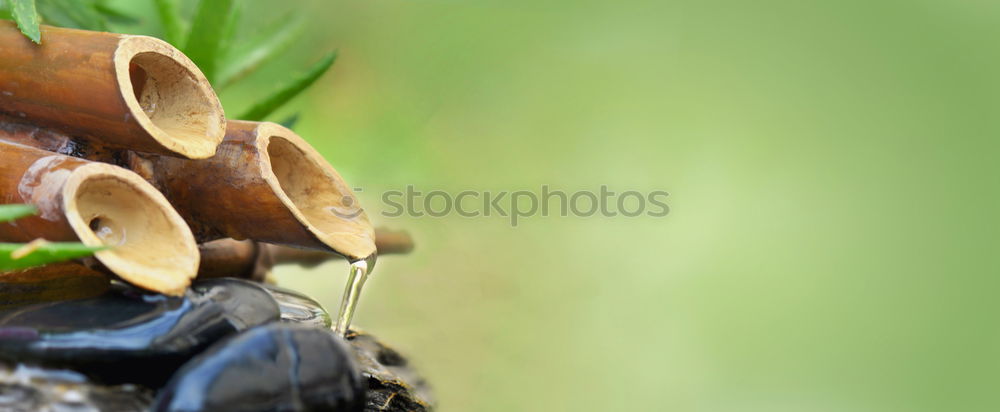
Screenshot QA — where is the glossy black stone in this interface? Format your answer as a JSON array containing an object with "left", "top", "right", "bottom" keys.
[
  {"left": 0, "top": 278, "right": 280, "bottom": 386},
  {"left": 153, "top": 323, "right": 365, "bottom": 412},
  {"left": 258, "top": 283, "right": 332, "bottom": 328}
]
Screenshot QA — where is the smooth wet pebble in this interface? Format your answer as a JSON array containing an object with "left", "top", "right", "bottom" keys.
[
  {"left": 153, "top": 323, "right": 364, "bottom": 412},
  {"left": 0, "top": 279, "right": 280, "bottom": 385}
]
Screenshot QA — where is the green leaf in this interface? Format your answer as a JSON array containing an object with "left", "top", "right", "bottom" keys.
[
  {"left": 153, "top": 0, "right": 185, "bottom": 46},
  {"left": 0, "top": 242, "right": 106, "bottom": 272},
  {"left": 0, "top": 204, "right": 36, "bottom": 223},
  {"left": 93, "top": 1, "right": 139, "bottom": 25},
  {"left": 1, "top": 0, "right": 12, "bottom": 20},
  {"left": 279, "top": 113, "right": 300, "bottom": 130},
  {"left": 240, "top": 51, "right": 338, "bottom": 121},
  {"left": 217, "top": 12, "right": 305, "bottom": 89},
  {"left": 184, "top": 0, "right": 235, "bottom": 84},
  {"left": 37, "top": 0, "right": 107, "bottom": 31},
  {"left": 10, "top": 0, "right": 40, "bottom": 43},
  {"left": 217, "top": 0, "right": 240, "bottom": 60}
]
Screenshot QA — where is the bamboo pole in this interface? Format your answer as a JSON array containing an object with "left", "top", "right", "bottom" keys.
[
  {"left": 0, "top": 119, "right": 376, "bottom": 261},
  {"left": 0, "top": 118, "right": 120, "bottom": 163},
  {"left": 196, "top": 237, "right": 271, "bottom": 281},
  {"left": 0, "top": 22, "right": 225, "bottom": 159},
  {"left": 0, "top": 263, "right": 110, "bottom": 308},
  {"left": 0, "top": 141, "right": 198, "bottom": 295},
  {"left": 5, "top": 227, "right": 411, "bottom": 282},
  {"left": 197, "top": 228, "right": 413, "bottom": 279},
  {"left": 149, "top": 120, "right": 376, "bottom": 261}
]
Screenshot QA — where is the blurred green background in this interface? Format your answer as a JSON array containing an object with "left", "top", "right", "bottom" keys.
[{"left": 124, "top": 0, "right": 1000, "bottom": 410}]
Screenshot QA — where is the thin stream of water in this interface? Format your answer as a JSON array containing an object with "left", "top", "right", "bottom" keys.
[{"left": 333, "top": 254, "right": 376, "bottom": 336}]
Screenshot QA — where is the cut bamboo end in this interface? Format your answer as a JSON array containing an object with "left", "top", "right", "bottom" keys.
[
  {"left": 145, "top": 121, "right": 375, "bottom": 258},
  {"left": 255, "top": 122, "right": 377, "bottom": 260},
  {"left": 62, "top": 163, "right": 198, "bottom": 296},
  {"left": 0, "top": 22, "right": 225, "bottom": 158},
  {"left": 115, "top": 36, "right": 225, "bottom": 159}
]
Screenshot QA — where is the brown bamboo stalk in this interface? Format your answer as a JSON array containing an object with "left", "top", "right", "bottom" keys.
[
  {"left": 0, "top": 263, "right": 110, "bottom": 308},
  {"left": 0, "top": 118, "right": 121, "bottom": 162},
  {"left": 196, "top": 237, "right": 272, "bottom": 281},
  {"left": 196, "top": 228, "right": 413, "bottom": 279},
  {"left": 0, "top": 141, "right": 199, "bottom": 295},
  {"left": 269, "top": 228, "right": 414, "bottom": 266},
  {"left": 0, "top": 22, "right": 225, "bottom": 159},
  {"left": 0, "top": 119, "right": 376, "bottom": 260},
  {"left": 148, "top": 120, "right": 376, "bottom": 260}
]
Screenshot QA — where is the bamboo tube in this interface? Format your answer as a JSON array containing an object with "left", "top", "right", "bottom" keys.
[
  {"left": 149, "top": 120, "right": 376, "bottom": 260},
  {"left": 268, "top": 228, "right": 413, "bottom": 266},
  {"left": 0, "top": 21, "right": 225, "bottom": 159},
  {"left": 0, "top": 119, "right": 375, "bottom": 260},
  {"left": 0, "top": 263, "right": 110, "bottom": 308},
  {"left": 0, "top": 118, "right": 120, "bottom": 163},
  {"left": 196, "top": 238, "right": 272, "bottom": 281},
  {"left": 4, "top": 226, "right": 411, "bottom": 283},
  {"left": 197, "top": 228, "right": 413, "bottom": 279},
  {"left": 0, "top": 142, "right": 198, "bottom": 295}
]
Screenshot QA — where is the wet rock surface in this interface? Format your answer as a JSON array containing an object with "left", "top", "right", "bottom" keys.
[
  {"left": 0, "top": 278, "right": 433, "bottom": 411},
  {"left": 0, "top": 363, "right": 153, "bottom": 412},
  {"left": 0, "top": 278, "right": 279, "bottom": 385},
  {"left": 154, "top": 323, "right": 365, "bottom": 412},
  {"left": 348, "top": 330, "right": 434, "bottom": 412},
  {"left": 0, "top": 330, "right": 432, "bottom": 412}
]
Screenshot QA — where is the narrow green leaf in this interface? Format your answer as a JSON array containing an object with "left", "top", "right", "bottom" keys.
[
  {"left": 10, "top": 0, "right": 40, "bottom": 43},
  {"left": 37, "top": 0, "right": 107, "bottom": 31},
  {"left": 240, "top": 51, "right": 338, "bottom": 121},
  {"left": 0, "top": 204, "right": 36, "bottom": 223},
  {"left": 153, "top": 0, "right": 185, "bottom": 46},
  {"left": 184, "top": 0, "right": 235, "bottom": 84},
  {"left": 279, "top": 113, "right": 300, "bottom": 130},
  {"left": 64, "top": 0, "right": 107, "bottom": 30},
  {"left": 33, "top": 0, "right": 73, "bottom": 28},
  {"left": 1, "top": 0, "right": 12, "bottom": 20},
  {"left": 217, "top": 13, "right": 305, "bottom": 89},
  {"left": 217, "top": 1, "right": 240, "bottom": 60},
  {"left": 93, "top": 1, "right": 139, "bottom": 25},
  {"left": 0, "top": 242, "right": 106, "bottom": 271}
]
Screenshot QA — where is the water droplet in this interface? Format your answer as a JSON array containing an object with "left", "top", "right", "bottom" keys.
[{"left": 89, "top": 216, "right": 125, "bottom": 246}]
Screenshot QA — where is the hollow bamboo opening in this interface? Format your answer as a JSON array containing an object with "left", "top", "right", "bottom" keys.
[
  {"left": 115, "top": 37, "right": 225, "bottom": 159},
  {"left": 263, "top": 131, "right": 376, "bottom": 260},
  {"left": 62, "top": 163, "right": 198, "bottom": 295}
]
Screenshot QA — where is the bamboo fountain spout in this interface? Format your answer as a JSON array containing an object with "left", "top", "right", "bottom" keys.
[
  {"left": 0, "top": 22, "right": 225, "bottom": 159},
  {"left": 143, "top": 120, "right": 376, "bottom": 261},
  {"left": 0, "top": 141, "right": 199, "bottom": 295}
]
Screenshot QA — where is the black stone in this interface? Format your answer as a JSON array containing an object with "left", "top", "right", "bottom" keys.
[
  {"left": 153, "top": 323, "right": 365, "bottom": 412},
  {"left": 0, "top": 278, "right": 280, "bottom": 386}
]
